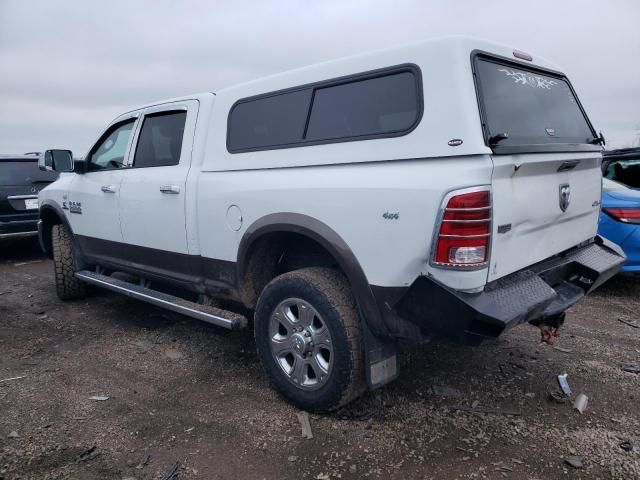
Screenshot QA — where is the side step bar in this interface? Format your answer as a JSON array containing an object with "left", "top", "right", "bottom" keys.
[{"left": 75, "top": 270, "right": 248, "bottom": 330}]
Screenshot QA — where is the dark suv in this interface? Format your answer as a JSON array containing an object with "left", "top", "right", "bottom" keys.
[{"left": 1, "top": 154, "right": 58, "bottom": 243}]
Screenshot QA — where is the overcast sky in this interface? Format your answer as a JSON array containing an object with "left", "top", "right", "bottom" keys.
[{"left": 1, "top": 0, "right": 639, "bottom": 155}]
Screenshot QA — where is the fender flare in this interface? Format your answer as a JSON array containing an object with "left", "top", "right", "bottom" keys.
[
  {"left": 38, "top": 200, "right": 75, "bottom": 256},
  {"left": 237, "top": 213, "right": 388, "bottom": 336}
]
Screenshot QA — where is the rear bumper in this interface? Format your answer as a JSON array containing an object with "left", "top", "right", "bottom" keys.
[{"left": 377, "top": 236, "right": 625, "bottom": 345}]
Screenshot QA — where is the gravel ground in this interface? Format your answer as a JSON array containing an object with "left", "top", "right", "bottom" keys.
[{"left": 1, "top": 239, "right": 639, "bottom": 480}]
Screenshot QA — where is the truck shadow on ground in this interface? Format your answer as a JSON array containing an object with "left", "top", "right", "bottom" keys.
[{"left": 0, "top": 237, "right": 46, "bottom": 263}]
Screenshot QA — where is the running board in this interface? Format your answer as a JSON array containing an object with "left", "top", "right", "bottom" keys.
[{"left": 75, "top": 270, "right": 248, "bottom": 330}]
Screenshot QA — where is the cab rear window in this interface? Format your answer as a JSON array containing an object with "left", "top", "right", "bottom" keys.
[{"left": 474, "top": 56, "right": 596, "bottom": 152}]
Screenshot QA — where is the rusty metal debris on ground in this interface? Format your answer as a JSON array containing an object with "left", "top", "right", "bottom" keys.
[
  {"left": 573, "top": 393, "right": 589, "bottom": 414},
  {"left": 622, "top": 364, "right": 640, "bottom": 374},
  {"left": 557, "top": 373, "right": 572, "bottom": 396},
  {"left": 450, "top": 405, "right": 522, "bottom": 416}
]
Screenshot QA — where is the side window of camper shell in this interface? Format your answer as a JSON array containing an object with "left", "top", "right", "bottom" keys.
[{"left": 227, "top": 65, "right": 422, "bottom": 153}]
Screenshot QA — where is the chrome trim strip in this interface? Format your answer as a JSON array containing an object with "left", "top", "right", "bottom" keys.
[
  {"left": 0, "top": 231, "right": 38, "bottom": 239},
  {"left": 438, "top": 233, "right": 491, "bottom": 238},
  {"left": 431, "top": 260, "right": 489, "bottom": 270},
  {"left": 445, "top": 206, "right": 491, "bottom": 212},
  {"left": 7, "top": 195, "right": 38, "bottom": 200},
  {"left": 441, "top": 218, "right": 491, "bottom": 223}
]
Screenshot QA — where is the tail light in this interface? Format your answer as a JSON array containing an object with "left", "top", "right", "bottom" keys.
[
  {"left": 432, "top": 189, "right": 491, "bottom": 269},
  {"left": 603, "top": 208, "right": 640, "bottom": 224}
]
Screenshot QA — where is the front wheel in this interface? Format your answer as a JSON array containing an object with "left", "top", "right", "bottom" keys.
[
  {"left": 51, "top": 223, "right": 86, "bottom": 301},
  {"left": 254, "top": 268, "right": 365, "bottom": 412}
]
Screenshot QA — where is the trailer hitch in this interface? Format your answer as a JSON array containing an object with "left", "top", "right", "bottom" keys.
[{"left": 530, "top": 313, "right": 565, "bottom": 345}]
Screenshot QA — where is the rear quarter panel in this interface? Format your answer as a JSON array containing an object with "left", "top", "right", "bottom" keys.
[{"left": 196, "top": 155, "right": 493, "bottom": 290}]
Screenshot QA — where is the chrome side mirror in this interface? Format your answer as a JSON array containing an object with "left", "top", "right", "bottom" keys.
[{"left": 39, "top": 149, "right": 74, "bottom": 172}]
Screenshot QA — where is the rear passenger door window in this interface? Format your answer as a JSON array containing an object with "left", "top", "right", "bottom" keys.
[{"left": 133, "top": 111, "right": 187, "bottom": 167}]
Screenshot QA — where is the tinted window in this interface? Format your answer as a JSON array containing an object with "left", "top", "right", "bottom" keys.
[
  {"left": 306, "top": 72, "right": 419, "bottom": 140},
  {"left": 0, "top": 160, "right": 58, "bottom": 186},
  {"left": 604, "top": 158, "right": 640, "bottom": 189},
  {"left": 133, "top": 111, "right": 187, "bottom": 168},
  {"left": 228, "top": 90, "right": 312, "bottom": 151},
  {"left": 475, "top": 58, "right": 594, "bottom": 147},
  {"left": 89, "top": 120, "right": 135, "bottom": 171},
  {"left": 227, "top": 66, "right": 421, "bottom": 152}
]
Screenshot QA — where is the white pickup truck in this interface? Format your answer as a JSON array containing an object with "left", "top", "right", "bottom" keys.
[{"left": 38, "top": 36, "right": 624, "bottom": 411}]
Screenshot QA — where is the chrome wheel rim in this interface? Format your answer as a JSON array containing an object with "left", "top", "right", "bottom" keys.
[{"left": 269, "top": 298, "right": 333, "bottom": 390}]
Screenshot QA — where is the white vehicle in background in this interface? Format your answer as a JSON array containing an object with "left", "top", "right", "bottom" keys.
[{"left": 37, "top": 37, "right": 623, "bottom": 411}]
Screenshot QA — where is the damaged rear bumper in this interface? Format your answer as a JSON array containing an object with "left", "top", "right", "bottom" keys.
[{"left": 377, "top": 236, "right": 625, "bottom": 345}]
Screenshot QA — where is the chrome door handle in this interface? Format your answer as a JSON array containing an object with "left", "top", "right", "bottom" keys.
[
  {"left": 101, "top": 185, "right": 117, "bottom": 193},
  {"left": 160, "top": 185, "right": 180, "bottom": 194}
]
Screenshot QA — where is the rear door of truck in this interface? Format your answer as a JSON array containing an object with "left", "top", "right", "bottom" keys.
[{"left": 472, "top": 53, "right": 603, "bottom": 282}]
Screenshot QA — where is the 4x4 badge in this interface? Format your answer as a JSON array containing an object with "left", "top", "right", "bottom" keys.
[{"left": 559, "top": 183, "right": 570, "bottom": 212}]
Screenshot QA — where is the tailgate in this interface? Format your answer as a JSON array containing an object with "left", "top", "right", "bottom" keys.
[
  {"left": 489, "top": 152, "right": 601, "bottom": 281},
  {"left": 471, "top": 53, "right": 604, "bottom": 282}
]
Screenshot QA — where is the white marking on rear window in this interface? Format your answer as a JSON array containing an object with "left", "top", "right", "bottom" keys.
[{"left": 498, "top": 68, "right": 558, "bottom": 89}]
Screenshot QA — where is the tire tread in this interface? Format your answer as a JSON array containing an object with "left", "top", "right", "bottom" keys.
[{"left": 51, "top": 224, "right": 86, "bottom": 300}]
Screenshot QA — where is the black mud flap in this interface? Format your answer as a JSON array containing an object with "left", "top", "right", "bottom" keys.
[{"left": 362, "top": 321, "right": 399, "bottom": 389}]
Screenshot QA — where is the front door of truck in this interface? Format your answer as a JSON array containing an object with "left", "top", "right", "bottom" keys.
[
  {"left": 67, "top": 117, "right": 138, "bottom": 247},
  {"left": 118, "top": 101, "right": 198, "bottom": 274}
]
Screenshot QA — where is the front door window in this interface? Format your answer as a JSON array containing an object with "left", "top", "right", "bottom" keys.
[{"left": 88, "top": 120, "right": 135, "bottom": 171}]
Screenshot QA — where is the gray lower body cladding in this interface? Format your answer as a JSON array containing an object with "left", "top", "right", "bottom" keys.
[{"left": 373, "top": 236, "right": 625, "bottom": 345}]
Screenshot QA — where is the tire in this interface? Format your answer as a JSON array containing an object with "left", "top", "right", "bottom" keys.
[
  {"left": 51, "top": 223, "right": 86, "bottom": 300},
  {"left": 254, "top": 267, "right": 365, "bottom": 412}
]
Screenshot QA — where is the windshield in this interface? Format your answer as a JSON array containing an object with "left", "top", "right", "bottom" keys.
[
  {"left": 603, "top": 158, "right": 640, "bottom": 188},
  {"left": 475, "top": 57, "right": 595, "bottom": 150}
]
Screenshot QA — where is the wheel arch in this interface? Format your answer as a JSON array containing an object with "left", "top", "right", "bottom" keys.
[
  {"left": 237, "top": 213, "right": 387, "bottom": 336},
  {"left": 39, "top": 201, "right": 74, "bottom": 257}
]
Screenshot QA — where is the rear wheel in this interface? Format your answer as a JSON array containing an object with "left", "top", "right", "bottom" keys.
[
  {"left": 254, "top": 268, "right": 365, "bottom": 412},
  {"left": 51, "top": 223, "right": 86, "bottom": 300}
]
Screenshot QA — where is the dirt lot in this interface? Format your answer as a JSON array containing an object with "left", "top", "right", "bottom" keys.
[{"left": 1, "top": 240, "right": 639, "bottom": 480}]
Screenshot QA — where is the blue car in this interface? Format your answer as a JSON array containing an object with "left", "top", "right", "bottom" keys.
[{"left": 599, "top": 178, "right": 640, "bottom": 274}]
